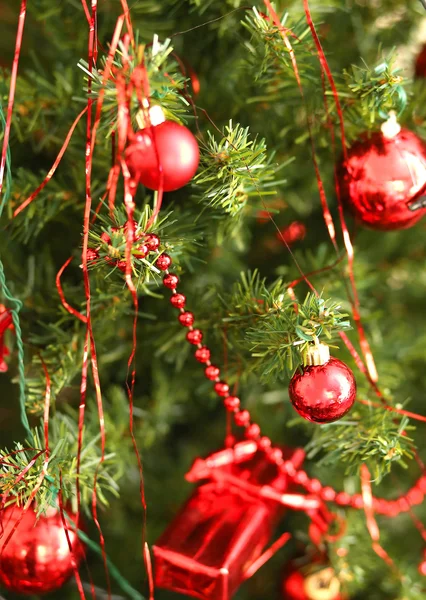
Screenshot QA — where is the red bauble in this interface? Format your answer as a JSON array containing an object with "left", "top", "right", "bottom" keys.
[
  {"left": 289, "top": 358, "right": 356, "bottom": 424},
  {"left": 125, "top": 121, "right": 199, "bottom": 192},
  {"left": 0, "top": 504, "right": 85, "bottom": 594},
  {"left": 282, "top": 567, "right": 342, "bottom": 600},
  {"left": 338, "top": 128, "right": 426, "bottom": 230}
]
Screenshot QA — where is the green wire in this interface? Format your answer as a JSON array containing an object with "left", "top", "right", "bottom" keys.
[{"left": 0, "top": 102, "right": 33, "bottom": 443}]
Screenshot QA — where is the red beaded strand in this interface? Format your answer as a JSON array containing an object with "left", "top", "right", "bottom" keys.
[{"left": 141, "top": 232, "right": 426, "bottom": 523}]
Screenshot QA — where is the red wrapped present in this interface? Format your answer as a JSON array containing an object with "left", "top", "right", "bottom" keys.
[{"left": 153, "top": 441, "right": 308, "bottom": 600}]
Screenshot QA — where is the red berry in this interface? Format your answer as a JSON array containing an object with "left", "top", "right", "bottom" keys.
[
  {"left": 146, "top": 234, "right": 160, "bottom": 251},
  {"left": 156, "top": 254, "right": 172, "bottom": 271},
  {"left": 205, "top": 365, "right": 220, "bottom": 380},
  {"left": 294, "top": 470, "right": 309, "bottom": 485},
  {"left": 245, "top": 423, "right": 261, "bottom": 439},
  {"left": 258, "top": 436, "right": 271, "bottom": 451},
  {"left": 86, "top": 248, "right": 99, "bottom": 262},
  {"left": 186, "top": 329, "right": 203, "bottom": 345},
  {"left": 335, "top": 492, "right": 351, "bottom": 506},
  {"left": 101, "top": 231, "right": 111, "bottom": 244},
  {"left": 134, "top": 244, "right": 149, "bottom": 259},
  {"left": 178, "top": 312, "right": 194, "bottom": 327},
  {"left": 234, "top": 410, "right": 250, "bottom": 427},
  {"left": 194, "top": 346, "right": 210, "bottom": 363},
  {"left": 289, "top": 357, "right": 356, "bottom": 423},
  {"left": 214, "top": 381, "right": 229, "bottom": 397},
  {"left": 307, "top": 478, "right": 322, "bottom": 494},
  {"left": 170, "top": 294, "right": 186, "bottom": 309},
  {"left": 163, "top": 274, "right": 179, "bottom": 289},
  {"left": 268, "top": 447, "right": 283, "bottom": 463},
  {"left": 321, "top": 487, "right": 336, "bottom": 502},
  {"left": 224, "top": 396, "right": 240, "bottom": 411}
]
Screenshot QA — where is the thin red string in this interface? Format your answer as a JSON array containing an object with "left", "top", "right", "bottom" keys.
[{"left": 0, "top": 0, "right": 27, "bottom": 195}]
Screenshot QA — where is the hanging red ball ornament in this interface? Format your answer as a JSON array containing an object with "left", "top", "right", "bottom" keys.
[
  {"left": 125, "top": 120, "right": 199, "bottom": 192},
  {"left": 0, "top": 504, "right": 85, "bottom": 595},
  {"left": 338, "top": 119, "right": 426, "bottom": 230},
  {"left": 289, "top": 344, "right": 356, "bottom": 424},
  {"left": 282, "top": 566, "right": 342, "bottom": 600}
]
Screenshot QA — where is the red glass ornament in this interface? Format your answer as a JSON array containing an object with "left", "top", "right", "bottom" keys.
[
  {"left": 338, "top": 128, "right": 426, "bottom": 230},
  {"left": 205, "top": 365, "right": 220, "bottom": 380},
  {"left": 0, "top": 504, "right": 85, "bottom": 595},
  {"left": 187, "top": 329, "right": 203, "bottom": 345},
  {"left": 178, "top": 312, "right": 195, "bottom": 327},
  {"left": 282, "top": 566, "right": 342, "bottom": 600},
  {"left": 289, "top": 358, "right": 356, "bottom": 424},
  {"left": 163, "top": 273, "right": 179, "bottom": 289},
  {"left": 171, "top": 293, "right": 186, "bottom": 309},
  {"left": 194, "top": 346, "right": 211, "bottom": 363},
  {"left": 125, "top": 121, "right": 199, "bottom": 192},
  {"left": 156, "top": 253, "right": 172, "bottom": 271},
  {"left": 415, "top": 44, "right": 426, "bottom": 78},
  {"left": 154, "top": 441, "right": 305, "bottom": 600}
]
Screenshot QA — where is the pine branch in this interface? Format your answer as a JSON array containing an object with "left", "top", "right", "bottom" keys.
[
  {"left": 305, "top": 402, "right": 415, "bottom": 482},
  {"left": 194, "top": 121, "right": 287, "bottom": 218}
]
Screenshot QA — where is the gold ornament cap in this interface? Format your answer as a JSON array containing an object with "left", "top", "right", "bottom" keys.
[
  {"left": 305, "top": 343, "right": 330, "bottom": 367},
  {"left": 381, "top": 111, "right": 401, "bottom": 139},
  {"left": 304, "top": 567, "right": 341, "bottom": 600}
]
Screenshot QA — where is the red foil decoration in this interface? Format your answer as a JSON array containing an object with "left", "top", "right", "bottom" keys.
[
  {"left": 289, "top": 358, "right": 356, "bottom": 424},
  {"left": 125, "top": 120, "right": 200, "bottom": 192},
  {"left": 338, "top": 129, "right": 426, "bottom": 230},
  {"left": 154, "top": 441, "right": 305, "bottom": 600},
  {"left": 0, "top": 306, "right": 14, "bottom": 373},
  {"left": 0, "top": 504, "right": 85, "bottom": 594}
]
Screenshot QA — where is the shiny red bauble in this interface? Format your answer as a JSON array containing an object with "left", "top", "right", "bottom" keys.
[
  {"left": 282, "top": 567, "right": 342, "bottom": 600},
  {"left": 0, "top": 504, "right": 85, "bottom": 595},
  {"left": 125, "top": 121, "right": 199, "bottom": 192},
  {"left": 289, "top": 358, "right": 356, "bottom": 424},
  {"left": 338, "top": 128, "right": 426, "bottom": 230}
]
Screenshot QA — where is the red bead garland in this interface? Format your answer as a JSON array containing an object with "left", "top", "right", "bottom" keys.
[
  {"left": 152, "top": 230, "right": 426, "bottom": 530},
  {"left": 156, "top": 254, "right": 172, "bottom": 271},
  {"left": 178, "top": 312, "right": 195, "bottom": 327}
]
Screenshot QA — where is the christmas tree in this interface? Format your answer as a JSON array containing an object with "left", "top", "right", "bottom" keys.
[{"left": 2, "top": 0, "right": 426, "bottom": 598}]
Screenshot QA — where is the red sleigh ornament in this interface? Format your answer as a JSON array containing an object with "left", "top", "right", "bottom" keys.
[{"left": 153, "top": 440, "right": 329, "bottom": 600}]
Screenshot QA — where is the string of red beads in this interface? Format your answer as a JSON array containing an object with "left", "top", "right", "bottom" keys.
[{"left": 148, "top": 233, "right": 426, "bottom": 520}]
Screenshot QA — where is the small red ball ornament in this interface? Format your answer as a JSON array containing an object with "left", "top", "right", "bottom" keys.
[
  {"left": 289, "top": 344, "right": 356, "bottom": 424},
  {"left": 125, "top": 121, "right": 199, "bottom": 192},
  {"left": 338, "top": 122, "right": 426, "bottom": 230},
  {"left": 0, "top": 504, "right": 85, "bottom": 595}
]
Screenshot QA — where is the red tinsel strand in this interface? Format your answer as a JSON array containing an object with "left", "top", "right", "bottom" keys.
[
  {"left": 360, "top": 464, "right": 401, "bottom": 577},
  {"left": 13, "top": 107, "right": 89, "bottom": 218},
  {"left": 0, "top": 0, "right": 27, "bottom": 196},
  {"left": 59, "top": 475, "right": 86, "bottom": 600},
  {"left": 56, "top": 257, "right": 88, "bottom": 323}
]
